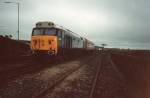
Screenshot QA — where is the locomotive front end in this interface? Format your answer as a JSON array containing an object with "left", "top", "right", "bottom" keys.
[
  {"left": 31, "top": 22, "right": 58, "bottom": 55},
  {"left": 31, "top": 35, "right": 57, "bottom": 55}
]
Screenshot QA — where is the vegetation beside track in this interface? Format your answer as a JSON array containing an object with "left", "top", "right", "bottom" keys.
[
  {"left": 0, "top": 36, "right": 30, "bottom": 57},
  {"left": 111, "top": 51, "right": 150, "bottom": 98}
]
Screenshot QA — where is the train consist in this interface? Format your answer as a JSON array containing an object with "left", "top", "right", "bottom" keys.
[{"left": 31, "top": 21, "right": 95, "bottom": 55}]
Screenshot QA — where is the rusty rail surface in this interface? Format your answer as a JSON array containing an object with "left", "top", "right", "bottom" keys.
[{"left": 89, "top": 53, "right": 103, "bottom": 98}]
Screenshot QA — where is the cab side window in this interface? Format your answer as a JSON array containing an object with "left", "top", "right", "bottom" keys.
[
  {"left": 57, "top": 30, "right": 62, "bottom": 40},
  {"left": 57, "top": 30, "right": 62, "bottom": 47}
]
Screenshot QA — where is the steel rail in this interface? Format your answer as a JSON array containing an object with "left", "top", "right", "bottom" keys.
[
  {"left": 31, "top": 55, "right": 96, "bottom": 98},
  {"left": 89, "top": 53, "right": 103, "bottom": 98}
]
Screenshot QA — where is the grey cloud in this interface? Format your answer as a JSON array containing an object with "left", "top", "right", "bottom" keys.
[{"left": 0, "top": 0, "right": 150, "bottom": 49}]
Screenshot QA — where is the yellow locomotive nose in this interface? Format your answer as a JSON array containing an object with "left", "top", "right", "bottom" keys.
[{"left": 31, "top": 35, "right": 57, "bottom": 54}]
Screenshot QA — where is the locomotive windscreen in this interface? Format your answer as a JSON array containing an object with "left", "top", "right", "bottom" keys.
[{"left": 32, "top": 28, "right": 57, "bottom": 36}]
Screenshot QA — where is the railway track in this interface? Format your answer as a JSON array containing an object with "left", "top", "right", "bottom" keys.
[
  {"left": 0, "top": 52, "right": 92, "bottom": 72},
  {"left": 0, "top": 55, "right": 66, "bottom": 90},
  {"left": 0, "top": 53, "right": 96, "bottom": 98},
  {"left": 31, "top": 54, "right": 97, "bottom": 98},
  {"left": 89, "top": 52, "right": 103, "bottom": 98},
  {"left": 0, "top": 54, "right": 71, "bottom": 74},
  {"left": 0, "top": 52, "right": 128, "bottom": 98},
  {"left": 89, "top": 52, "right": 128, "bottom": 98}
]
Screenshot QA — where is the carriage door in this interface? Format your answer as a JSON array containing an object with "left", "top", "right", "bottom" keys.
[{"left": 68, "top": 36, "right": 72, "bottom": 48}]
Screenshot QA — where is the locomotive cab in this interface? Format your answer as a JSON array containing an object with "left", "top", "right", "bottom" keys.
[{"left": 31, "top": 22, "right": 63, "bottom": 55}]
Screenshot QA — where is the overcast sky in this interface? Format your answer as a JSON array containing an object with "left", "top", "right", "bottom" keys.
[{"left": 0, "top": 0, "right": 150, "bottom": 49}]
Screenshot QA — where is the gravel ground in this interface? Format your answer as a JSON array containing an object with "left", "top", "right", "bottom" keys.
[
  {"left": 0, "top": 55, "right": 92, "bottom": 98},
  {"left": 42, "top": 53, "right": 128, "bottom": 98},
  {"left": 0, "top": 52, "right": 129, "bottom": 98},
  {"left": 42, "top": 54, "right": 98, "bottom": 98}
]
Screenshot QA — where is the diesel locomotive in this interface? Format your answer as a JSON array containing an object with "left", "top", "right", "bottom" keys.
[{"left": 30, "top": 21, "right": 95, "bottom": 55}]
